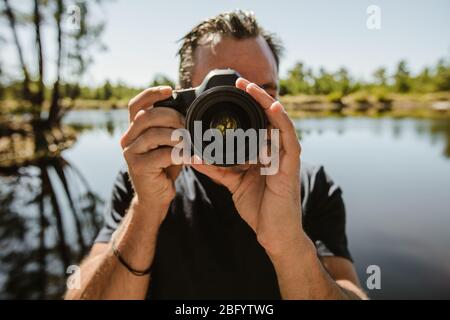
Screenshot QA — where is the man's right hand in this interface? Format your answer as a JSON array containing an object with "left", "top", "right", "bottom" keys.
[
  {"left": 65, "top": 86, "right": 184, "bottom": 299},
  {"left": 120, "top": 86, "right": 185, "bottom": 224}
]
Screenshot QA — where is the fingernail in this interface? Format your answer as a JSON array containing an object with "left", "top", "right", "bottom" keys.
[
  {"left": 246, "top": 83, "right": 257, "bottom": 91},
  {"left": 136, "top": 109, "right": 145, "bottom": 118},
  {"left": 270, "top": 101, "right": 283, "bottom": 112},
  {"left": 159, "top": 86, "right": 172, "bottom": 95},
  {"left": 237, "top": 77, "right": 250, "bottom": 84}
]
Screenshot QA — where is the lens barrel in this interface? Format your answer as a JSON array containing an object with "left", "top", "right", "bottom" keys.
[{"left": 185, "top": 86, "right": 266, "bottom": 166}]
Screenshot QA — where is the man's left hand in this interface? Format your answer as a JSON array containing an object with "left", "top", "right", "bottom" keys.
[{"left": 192, "top": 77, "right": 309, "bottom": 255}]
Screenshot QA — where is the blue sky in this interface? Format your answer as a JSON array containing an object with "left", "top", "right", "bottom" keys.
[{"left": 2, "top": 0, "right": 450, "bottom": 87}]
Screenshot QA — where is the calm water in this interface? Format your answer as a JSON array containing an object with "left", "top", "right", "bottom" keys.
[{"left": 1, "top": 109, "right": 450, "bottom": 299}]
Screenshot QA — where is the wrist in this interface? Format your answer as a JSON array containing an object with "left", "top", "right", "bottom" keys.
[
  {"left": 256, "top": 209, "right": 304, "bottom": 256},
  {"left": 111, "top": 196, "right": 168, "bottom": 273},
  {"left": 265, "top": 231, "right": 316, "bottom": 263},
  {"left": 132, "top": 194, "right": 171, "bottom": 227}
]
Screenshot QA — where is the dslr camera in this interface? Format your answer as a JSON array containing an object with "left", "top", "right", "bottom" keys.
[{"left": 155, "top": 69, "right": 267, "bottom": 166}]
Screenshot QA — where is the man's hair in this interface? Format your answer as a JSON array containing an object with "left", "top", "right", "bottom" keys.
[{"left": 177, "top": 10, "right": 283, "bottom": 88}]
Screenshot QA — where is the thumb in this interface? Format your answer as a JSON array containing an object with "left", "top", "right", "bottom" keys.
[
  {"left": 166, "top": 165, "right": 182, "bottom": 182},
  {"left": 190, "top": 160, "right": 241, "bottom": 192}
]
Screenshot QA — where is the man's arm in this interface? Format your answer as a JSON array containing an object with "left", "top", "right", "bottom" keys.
[
  {"left": 267, "top": 235, "right": 367, "bottom": 300},
  {"left": 65, "top": 85, "right": 184, "bottom": 300},
  {"left": 321, "top": 256, "right": 367, "bottom": 299},
  {"left": 65, "top": 198, "right": 167, "bottom": 300},
  {"left": 192, "top": 79, "right": 366, "bottom": 300}
]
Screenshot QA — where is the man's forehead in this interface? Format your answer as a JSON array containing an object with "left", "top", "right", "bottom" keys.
[{"left": 191, "top": 35, "right": 278, "bottom": 88}]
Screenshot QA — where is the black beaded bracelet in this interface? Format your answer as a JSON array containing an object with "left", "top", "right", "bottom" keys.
[{"left": 112, "top": 236, "right": 152, "bottom": 276}]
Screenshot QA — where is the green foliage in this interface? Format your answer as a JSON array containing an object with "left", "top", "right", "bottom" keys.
[
  {"left": 63, "top": 83, "right": 81, "bottom": 100},
  {"left": 434, "top": 59, "right": 450, "bottom": 91},
  {"left": 150, "top": 74, "right": 176, "bottom": 88},
  {"left": 279, "top": 57, "right": 450, "bottom": 97},
  {"left": 0, "top": 0, "right": 107, "bottom": 122},
  {"left": 56, "top": 81, "right": 143, "bottom": 101},
  {"left": 1, "top": 52, "right": 449, "bottom": 107},
  {"left": 394, "top": 60, "right": 411, "bottom": 93},
  {"left": 280, "top": 62, "right": 313, "bottom": 95},
  {"left": 102, "top": 81, "right": 113, "bottom": 100},
  {"left": 373, "top": 67, "right": 388, "bottom": 86},
  {"left": 0, "top": 63, "right": 4, "bottom": 100},
  {"left": 351, "top": 91, "right": 371, "bottom": 104},
  {"left": 326, "top": 91, "right": 344, "bottom": 103},
  {"left": 281, "top": 63, "right": 359, "bottom": 96},
  {"left": 372, "top": 87, "right": 393, "bottom": 103}
]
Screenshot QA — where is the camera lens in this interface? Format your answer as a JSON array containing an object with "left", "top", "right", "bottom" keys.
[
  {"left": 209, "top": 110, "right": 239, "bottom": 135},
  {"left": 185, "top": 86, "right": 266, "bottom": 166}
]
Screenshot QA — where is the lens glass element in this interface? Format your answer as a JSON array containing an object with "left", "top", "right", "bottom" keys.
[{"left": 209, "top": 111, "right": 239, "bottom": 136}]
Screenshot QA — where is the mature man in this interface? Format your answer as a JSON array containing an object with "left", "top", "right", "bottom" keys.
[{"left": 66, "top": 10, "right": 366, "bottom": 300}]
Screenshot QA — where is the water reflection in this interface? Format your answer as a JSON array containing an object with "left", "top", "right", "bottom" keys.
[
  {"left": 1, "top": 110, "right": 450, "bottom": 299},
  {"left": 295, "top": 117, "right": 450, "bottom": 158},
  {"left": 429, "top": 120, "right": 450, "bottom": 157},
  {"left": 0, "top": 154, "right": 102, "bottom": 299},
  {"left": 63, "top": 109, "right": 129, "bottom": 137}
]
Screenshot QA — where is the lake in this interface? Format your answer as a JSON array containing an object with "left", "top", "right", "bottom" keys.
[{"left": 1, "top": 109, "right": 450, "bottom": 299}]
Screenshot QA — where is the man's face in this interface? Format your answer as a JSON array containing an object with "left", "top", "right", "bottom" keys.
[
  {"left": 190, "top": 35, "right": 278, "bottom": 174},
  {"left": 191, "top": 35, "right": 278, "bottom": 98}
]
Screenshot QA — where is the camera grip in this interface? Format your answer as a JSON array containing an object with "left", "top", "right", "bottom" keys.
[{"left": 154, "top": 96, "right": 185, "bottom": 113}]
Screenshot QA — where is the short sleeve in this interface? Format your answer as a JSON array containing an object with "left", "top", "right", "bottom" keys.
[
  {"left": 301, "top": 164, "right": 352, "bottom": 262},
  {"left": 94, "top": 167, "right": 134, "bottom": 243}
]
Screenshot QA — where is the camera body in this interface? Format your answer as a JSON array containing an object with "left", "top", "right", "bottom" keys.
[{"left": 155, "top": 69, "right": 267, "bottom": 166}]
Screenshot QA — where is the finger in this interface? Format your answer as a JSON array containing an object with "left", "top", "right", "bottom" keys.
[
  {"left": 166, "top": 165, "right": 182, "bottom": 181},
  {"left": 124, "top": 127, "right": 180, "bottom": 154},
  {"left": 266, "top": 101, "right": 300, "bottom": 157},
  {"left": 191, "top": 160, "right": 242, "bottom": 193},
  {"left": 130, "top": 147, "right": 177, "bottom": 170},
  {"left": 236, "top": 77, "right": 250, "bottom": 91},
  {"left": 238, "top": 79, "right": 300, "bottom": 170},
  {"left": 121, "top": 107, "right": 184, "bottom": 148},
  {"left": 245, "top": 83, "right": 275, "bottom": 110},
  {"left": 237, "top": 78, "right": 275, "bottom": 109},
  {"left": 242, "top": 82, "right": 298, "bottom": 153},
  {"left": 241, "top": 81, "right": 301, "bottom": 169},
  {"left": 127, "top": 86, "right": 172, "bottom": 122}
]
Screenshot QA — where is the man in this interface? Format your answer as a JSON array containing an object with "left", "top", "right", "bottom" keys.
[{"left": 65, "top": 10, "right": 367, "bottom": 300}]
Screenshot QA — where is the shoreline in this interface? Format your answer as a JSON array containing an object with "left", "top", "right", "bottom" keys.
[{"left": 1, "top": 94, "right": 450, "bottom": 120}]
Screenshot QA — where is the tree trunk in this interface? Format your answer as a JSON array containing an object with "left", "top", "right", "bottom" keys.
[
  {"left": 3, "top": 0, "right": 32, "bottom": 105},
  {"left": 33, "top": 0, "right": 45, "bottom": 110},
  {"left": 48, "top": 0, "right": 64, "bottom": 125}
]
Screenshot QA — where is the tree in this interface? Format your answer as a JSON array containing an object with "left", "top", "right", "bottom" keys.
[
  {"left": 313, "top": 67, "right": 337, "bottom": 95},
  {"left": 394, "top": 60, "right": 411, "bottom": 93},
  {"left": 433, "top": 58, "right": 450, "bottom": 91},
  {"left": 280, "top": 62, "right": 312, "bottom": 95},
  {"left": 150, "top": 74, "right": 175, "bottom": 88},
  {"left": 0, "top": 61, "right": 4, "bottom": 100},
  {"left": 335, "top": 67, "right": 352, "bottom": 95},
  {"left": 2, "top": 0, "right": 32, "bottom": 105},
  {"left": 102, "top": 80, "right": 113, "bottom": 100},
  {"left": 0, "top": 0, "right": 107, "bottom": 125},
  {"left": 414, "top": 67, "right": 432, "bottom": 93},
  {"left": 373, "top": 67, "right": 388, "bottom": 86},
  {"left": 33, "top": 0, "right": 45, "bottom": 109}
]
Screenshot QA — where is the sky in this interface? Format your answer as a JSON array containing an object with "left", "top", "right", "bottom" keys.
[{"left": 1, "top": 0, "right": 449, "bottom": 87}]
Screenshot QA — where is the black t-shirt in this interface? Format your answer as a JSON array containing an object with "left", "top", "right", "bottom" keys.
[{"left": 95, "top": 163, "right": 351, "bottom": 299}]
